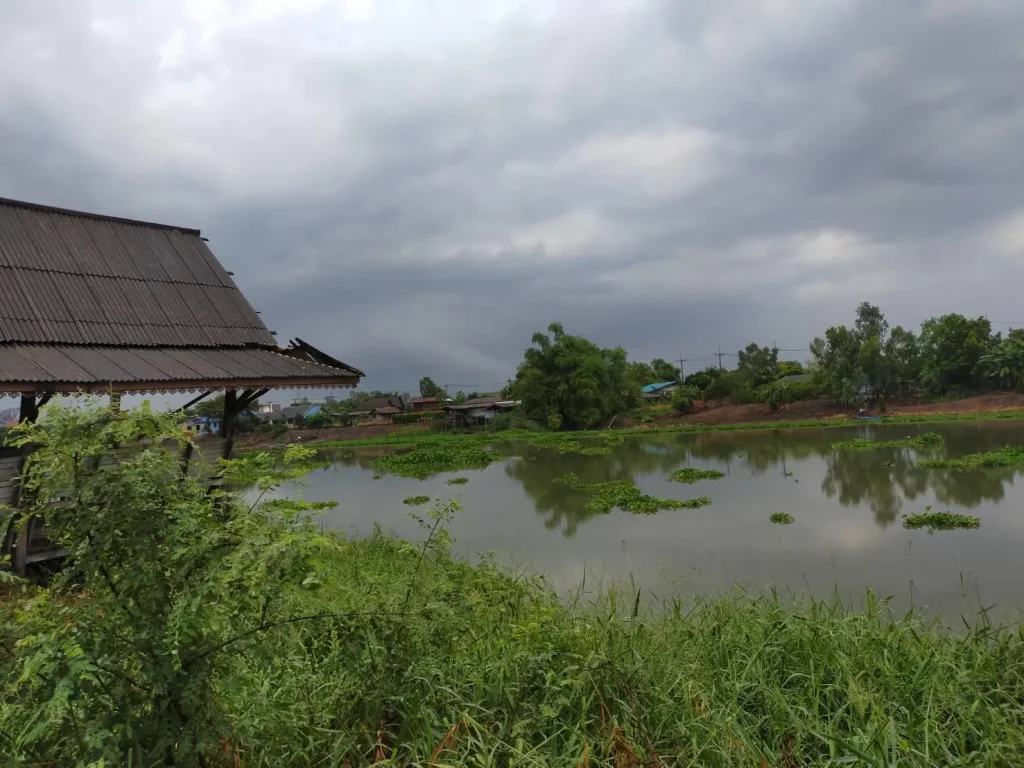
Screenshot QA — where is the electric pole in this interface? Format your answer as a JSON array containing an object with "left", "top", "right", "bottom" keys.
[{"left": 715, "top": 347, "right": 726, "bottom": 370}]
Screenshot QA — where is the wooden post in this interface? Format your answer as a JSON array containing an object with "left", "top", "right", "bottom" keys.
[
  {"left": 220, "top": 389, "right": 237, "bottom": 461},
  {"left": 9, "top": 393, "right": 38, "bottom": 576}
]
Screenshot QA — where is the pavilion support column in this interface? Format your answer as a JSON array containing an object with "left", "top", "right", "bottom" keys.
[
  {"left": 220, "top": 389, "right": 238, "bottom": 461},
  {"left": 9, "top": 393, "right": 39, "bottom": 577}
]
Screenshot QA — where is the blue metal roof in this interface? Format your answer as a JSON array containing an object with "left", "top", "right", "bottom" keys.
[{"left": 641, "top": 381, "right": 677, "bottom": 394}]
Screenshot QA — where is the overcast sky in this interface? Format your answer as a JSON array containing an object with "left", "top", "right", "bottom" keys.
[{"left": 2, "top": 0, "right": 1023, "bottom": 394}]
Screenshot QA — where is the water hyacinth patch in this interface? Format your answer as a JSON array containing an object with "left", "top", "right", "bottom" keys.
[
  {"left": 831, "top": 432, "right": 944, "bottom": 451},
  {"left": 402, "top": 495, "right": 431, "bottom": 506},
  {"left": 769, "top": 512, "right": 794, "bottom": 525},
  {"left": 669, "top": 467, "right": 725, "bottom": 484},
  {"left": 902, "top": 511, "right": 980, "bottom": 531}
]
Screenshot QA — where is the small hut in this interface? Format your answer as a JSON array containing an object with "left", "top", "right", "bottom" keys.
[{"left": 0, "top": 197, "right": 363, "bottom": 573}]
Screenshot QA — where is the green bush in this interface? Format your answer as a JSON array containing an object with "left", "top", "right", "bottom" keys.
[
  {"left": 393, "top": 412, "right": 431, "bottom": 425},
  {"left": 670, "top": 384, "right": 700, "bottom": 414}
]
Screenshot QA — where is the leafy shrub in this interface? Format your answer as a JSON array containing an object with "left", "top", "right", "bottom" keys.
[{"left": 671, "top": 384, "right": 701, "bottom": 414}]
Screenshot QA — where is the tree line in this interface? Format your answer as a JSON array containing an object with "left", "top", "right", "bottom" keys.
[{"left": 503, "top": 304, "right": 1024, "bottom": 430}]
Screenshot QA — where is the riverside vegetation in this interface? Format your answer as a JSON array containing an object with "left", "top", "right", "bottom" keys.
[
  {"left": 4, "top": 405, "right": 1024, "bottom": 766},
  {"left": 830, "top": 432, "right": 944, "bottom": 451}
]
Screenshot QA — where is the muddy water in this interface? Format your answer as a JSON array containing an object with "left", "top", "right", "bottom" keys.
[{"left": 278, "top": 421, "right": 1024, "bottom": 621}]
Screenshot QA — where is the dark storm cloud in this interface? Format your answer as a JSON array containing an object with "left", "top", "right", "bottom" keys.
[{"left": 1, "top": 0, "right": 1023, "bottom": 391}]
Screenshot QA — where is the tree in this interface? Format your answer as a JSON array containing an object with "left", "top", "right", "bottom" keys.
[
  {"left": 736, "top": 343, "right": 779, "bottom": 386},
  {"left": 980, "top": 329, "right": 1024, "bottom": 390},
  {"left": 191, "top": 394, "right": 225, "bottom": 417},
  {"left": 884, "top": 326, "right": 921, "bottom": 396},
  {"left": 509, "top": 323, "right": 631, "bottom": 430},
  {"left": 756, "top": 380, "right": 791, "bottom": 412},
  {"left": 778, "top": 360, "right": 805, "bottom": 378},
  {"left": 810, "top": 325, "right": 862, "bottom": 403},
  {"left": 670, "top": 384, "right": 700, "bottom": 414},
  {"left": 854, "top": 302, "right": 889, "bottom": 345},
  {"left": 685, "top": 366, "right": 722, "bottom": 394},
  {"left": 918, "top": 314, "right": 991, "bottom": 395},
  {"left": 419, "top": 377, "right": 445, "bottom": 399},
  {"left": 650, "top": 358, "right": 680, "bottom": 382}
]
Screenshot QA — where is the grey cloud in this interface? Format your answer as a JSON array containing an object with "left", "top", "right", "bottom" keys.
[{"left": 1, "top": 0, "right": 1023, "bottom": 392}]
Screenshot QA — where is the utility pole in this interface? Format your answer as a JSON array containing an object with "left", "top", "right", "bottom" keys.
[
  {"left": 674, "top": 355, "right": 686, "bottom": 382},
  {"left": 715, "top": 347, "right": 726, "bottom": 370}
]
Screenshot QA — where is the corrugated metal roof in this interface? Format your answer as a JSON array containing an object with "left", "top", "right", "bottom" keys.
[
  {"left": 0, "top": 198, "right": 275, "bottom": 348},
  {"left": 641, "top": 381, "right": 677, "bottom": 393},
  {"left": 0, "top": 344, "right": 361, "bottom": 393}
]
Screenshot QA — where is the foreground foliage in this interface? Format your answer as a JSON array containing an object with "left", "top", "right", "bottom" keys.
[
  {"left": 830, "top": 432, "right": 944, "bottom": 451},
  {"left": 6, "top": 405, "right": 1024, "bottom": 766}
]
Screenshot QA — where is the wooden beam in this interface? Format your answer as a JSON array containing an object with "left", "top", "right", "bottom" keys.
[{"left": 176, "top": 390, "right": 215, "bottom": 413}]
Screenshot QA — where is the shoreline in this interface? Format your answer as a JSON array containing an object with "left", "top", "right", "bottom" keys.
[{"left": 238, "top": 399, "right": 1024, "bottom": 451}]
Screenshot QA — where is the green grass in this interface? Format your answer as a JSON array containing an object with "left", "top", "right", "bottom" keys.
[
  {"left": 556, "top": 472, "right": 711, "bottom": 514},
  {"left": 919, "top": 446, "right": 1024, "bottom": 470},
  {"left": 902, "top": 511, "right": 981, "bottom": 531},
  {"left": 294, "top": 408, "right": 1024, "bottom": 452},
  {"left": 446, "top": 476, "right": 469, "bottom": 486},
  {"left": 402, "top": 495, "right": 431, "bottom": 506},
  {"left": 668, "top": 467, "right": 726, "bottom": 484},
  {"left": 769, "top": 512, "right": 794, "bottom": 525},
  {"left": 209, "top": 534, "right": 1024, "bottom": 765},
  {"left": 831, "top": 432, "right": 944, "bottom": 451}
]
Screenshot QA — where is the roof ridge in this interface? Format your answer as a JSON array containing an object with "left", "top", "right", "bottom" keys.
[{"left": 0, "top": 197, "right": 201, "bottom": 235}]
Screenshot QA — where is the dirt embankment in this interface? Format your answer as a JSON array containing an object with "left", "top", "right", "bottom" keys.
[
  {"left": 234, "top": 422, "right": 431, "bottom": 449},
  {"left": 659, "top": 392, "right": 1024, "bottom": 427}
]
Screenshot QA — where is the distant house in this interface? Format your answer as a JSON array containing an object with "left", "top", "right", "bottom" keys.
[
  {"left": 184, "top": 415, "right": 222, "bottom": 435},
  {"left": 410, "top": 396, "right": 440, "bottom": 412},
  {"left": 369, "top": 406, "right": 402, "bottom": 424},
  {"left": 280, "top": 405, "right": 313, "bottom": 425},
  {"left": 258, "top": 402, "right": 282, "bottom": 414},
  {"left": 260, "top": 410, "right": 286, "bottom": 424},
  {"left": 444, "top": 396, "right": 519, "bottom": 427},
  {"left": 351, "top": 396, "right": 405, "bottom": 419},
  {"left": 641, "top": 381, "right": 678, "bottom": 400}
]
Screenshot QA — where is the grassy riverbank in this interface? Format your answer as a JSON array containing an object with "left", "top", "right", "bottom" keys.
[
  {"left": 8, "top": 529, "right": 1024, "bottom": 766},
  {"left": 5, "top": 404, "right": 1024, "bottom": 766},
  {"left": 287, "top": 407, "right": 1024, "bottom": 451}
]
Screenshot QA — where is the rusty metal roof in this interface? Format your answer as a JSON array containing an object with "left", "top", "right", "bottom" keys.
[
  {"left": 0, "top": 199, "right": 364, "bottom": 393},
  {"left": 0, "top": 197, "right": 274, "bottom": 348},
  {"left": 0, "top": 344, "right": 361, "bottom": 394}
]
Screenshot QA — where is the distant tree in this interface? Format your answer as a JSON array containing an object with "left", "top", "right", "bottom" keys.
[
  {"left": 884, "top": 326, "right": 921, "bottom": 396},
  {"left": 810, "top": 325, "right": 862, "bottom": 402},
  {"left": 756, "top": 380, "right": 791, "bottom": 412},
  {"left": 685, "top": 366, "right": 722, "bottom": 394},
  {"left": 777, "top": 360, "right": 805, "bottom": 378},
  {"left": 191, "top": 395, "right": 225, "bottom": 418},
  {"left": 509, "top": 322, "right": 632, "bottom": 430},
  {"left": 650, "top": 358, "right": 680, "bottom": 382},
  {"left": 980, "top": 329, "right": 1024, "bottom": 390},
  {"left": 453, "top": 391, "right": 467, "bottom": 404},
  {"left": 670, "top": 384, "right": 700, "bottom": 414},
  {"left": 918, "top": 314, "right": 992, "bottom": 395},
  {"left": 736, "top": 343, "right": 779, "bottom": 386},
  {"left": 418, "top": 377, "right": 445, "bottom": 399},
  {"left": 854, "top": 302, "right": 889, "bottom": 344},
  {"left": 305, "top": 410, "right": 335, "bottom": 428}
]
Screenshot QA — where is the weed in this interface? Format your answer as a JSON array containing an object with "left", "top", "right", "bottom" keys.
[
  {"left": 373, "top": 443, "right": 503, "bottom": 478},
  {"left": 403, "top": 495, "right": 431, "bottom": 506},
  {"left": 831, "top": 432, "right": 944, "bottom": 451},
  {"left": 919, "top": 446, "right": 1024, "bottom": 470},
  {"left": 556, "top": 473, "right": 710, "bottom": 514},
  {"left": 902, "top": 511, "right": 981, "bottom": 531},
  {"left": 668, "top": 467, "right": 725, "bottom": 484},
  {"left": 769, "top": 512, "right": 794, "bottom": 525},
  {"left": 446, "top": 477, "right": 469, "bottom": 486}
]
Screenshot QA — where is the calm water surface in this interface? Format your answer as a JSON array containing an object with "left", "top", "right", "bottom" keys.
[{"left": 280, "top": 422, "right": 1024, "bottom": 621}]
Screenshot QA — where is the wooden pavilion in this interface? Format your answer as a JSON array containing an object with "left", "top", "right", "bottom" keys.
[{"left": 0, "top": 197, "right": 363, "bottom": 574}]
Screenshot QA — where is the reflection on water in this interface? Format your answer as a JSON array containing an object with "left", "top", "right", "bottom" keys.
[{"left": 294, "top": 421, "right": 1024, "bottom": 619}]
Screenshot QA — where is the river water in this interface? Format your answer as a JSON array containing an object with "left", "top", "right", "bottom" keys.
[{"left": 278, "top": 421, "right": 1024, "bottom": 622}]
